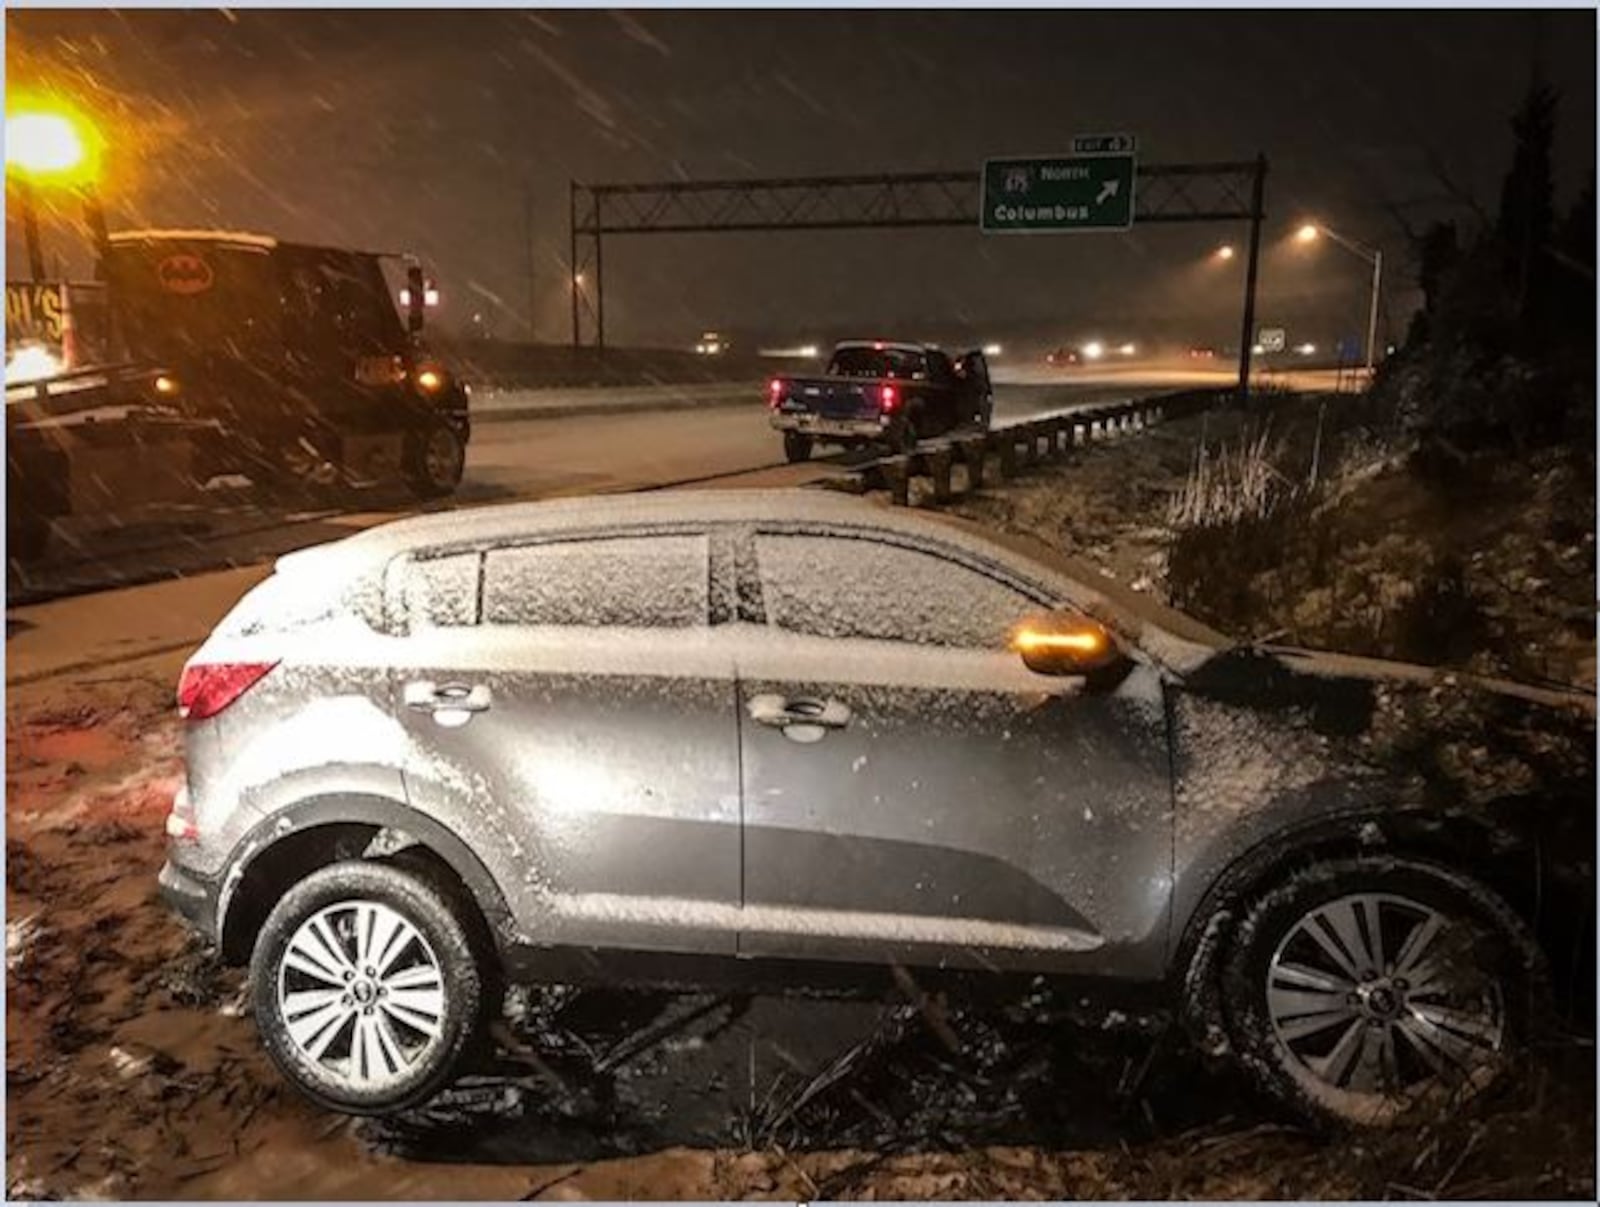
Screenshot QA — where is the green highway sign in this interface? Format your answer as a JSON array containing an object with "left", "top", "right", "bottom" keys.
[{"left": 981, "top": 152, "right": 1137, "bottom": 234}]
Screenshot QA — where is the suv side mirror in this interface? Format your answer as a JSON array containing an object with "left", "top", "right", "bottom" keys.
[{"left": 1012, "top": 614, "right": 1123, "bottom": 677}]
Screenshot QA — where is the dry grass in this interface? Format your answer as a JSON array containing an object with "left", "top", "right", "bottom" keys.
[{"left": 1167, "top": 422, "right": 1300, "bottom": 528}]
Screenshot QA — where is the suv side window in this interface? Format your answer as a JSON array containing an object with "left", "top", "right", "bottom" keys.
[
  {"left": 483, "top": 534, "right": 710, "bottom": 628},
  {"left": 754, "top": 532, "right": 1042, "bottom": 649},
  {"left": 402, "top": 551, "right": 480, "bottom": 629}
]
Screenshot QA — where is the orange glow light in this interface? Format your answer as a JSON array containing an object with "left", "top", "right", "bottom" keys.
[{"left": 1012, "top": 625, "right": 1106, "bottom": 654}]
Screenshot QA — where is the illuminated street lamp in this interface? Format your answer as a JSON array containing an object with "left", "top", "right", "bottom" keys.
[
  {"left": 1215, "top": 244, "right": 1236, "bottom": 261},
  {"left": 1296, "top": 219, "right": 1382, "bottom": 378},
  {"left": 5, "top": 103, "right": 108, "bottom": 282}
]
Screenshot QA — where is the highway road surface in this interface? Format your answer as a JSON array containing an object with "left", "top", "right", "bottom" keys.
[{"left": 10, "top": 371, "right": 1225, "bottom": 605}]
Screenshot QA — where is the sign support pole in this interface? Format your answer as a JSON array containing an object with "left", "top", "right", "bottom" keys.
[
  {"left": 569, "top": 180, "right": 580, "bottom": 349},
  {"left": 1236, "top": 153, "right": 1268, "bottom": 401}
]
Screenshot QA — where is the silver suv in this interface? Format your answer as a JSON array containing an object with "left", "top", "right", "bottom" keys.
[{"left": 160, "top": 490, "right": 1580, "bottom": 1124}]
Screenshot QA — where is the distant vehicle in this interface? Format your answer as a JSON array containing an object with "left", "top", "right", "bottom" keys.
[
  {"left": 159, "top": 489, "right": 1588, "bottom": 1124},
  {"left": 1046, "top": 347, "right": 1081, "bottom": 367},
  {"left": 694, "top": 330, "right": 728, "bottom": 355},
  {"left": 6, "top": 230, "right": 470, "bottom": 567},
  {"left": 1187, "top": 345, "right": 1219, "bottom": 361},
  {"left": 767, "top": 340, "right": 992, "bottom": 462}
]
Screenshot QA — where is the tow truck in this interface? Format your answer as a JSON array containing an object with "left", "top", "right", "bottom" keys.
[{"left": 6, "top": 230, "right": 469, "bottom": 568}]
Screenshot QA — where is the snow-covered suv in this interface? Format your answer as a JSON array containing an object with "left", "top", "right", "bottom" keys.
[{"left": 159, "top": 490, "right": 1590, "bottom": 1123}]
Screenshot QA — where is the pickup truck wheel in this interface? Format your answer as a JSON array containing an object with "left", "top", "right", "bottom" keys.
[
  {"left": 782, "top": 432, "right": 814, "bottom": 464},
  {"left": 404, "top": 423, "right": 466, "bottom": 498}
]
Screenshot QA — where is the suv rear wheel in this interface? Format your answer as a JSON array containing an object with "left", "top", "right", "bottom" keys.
[
  {"left": 250, "top": 860, "right": 486, "bottom": 1115},
  {"left": 1220, "top": 856, "right": 1543, "bottom": 1129}
]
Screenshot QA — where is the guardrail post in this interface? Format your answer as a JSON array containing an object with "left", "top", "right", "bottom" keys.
[
  {"left": 1021, "top": 424, "right": 1041, "bottom": 466},
  {"left": 927, "top": 449, "right": 954, "bottom": 502},
  {"left": 958, "top": 438, "right": 987, "bottom": 490},
  {"left": 883, "top": 460, "right": 910, "bottom": 506}
]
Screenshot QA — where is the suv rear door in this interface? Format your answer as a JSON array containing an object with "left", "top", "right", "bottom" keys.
[
  {"left": 733, "top": 526, "right": 1175, "bottom": 976},
  {"left": 390, "top": 529, "right": 743, "bottom": 956}
]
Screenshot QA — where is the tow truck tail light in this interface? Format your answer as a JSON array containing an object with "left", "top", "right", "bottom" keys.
[
  {"left": 880, "top": 383, "right": 899, "bottom": 411},
  {"left": 178, "top": 661, "right": 278, "bottom": 721}
]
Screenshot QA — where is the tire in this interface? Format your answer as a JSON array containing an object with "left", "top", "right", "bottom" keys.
[
  {"left": 1219, "top": 855, "right": 1545, "bottom": 1130},
  {"left": 782, "top": 431, "right": 814, "bottom": 464},
  {"left": 250, "top": 860, "right": 487, "bottom": 1115},
  {"left": 404, "top": 422, "right": 466, "bottom": 499}
]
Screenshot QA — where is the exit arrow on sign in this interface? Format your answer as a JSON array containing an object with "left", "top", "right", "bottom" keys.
[{"left": 981, "top": 152, "right": 1137, "bottom": 234}]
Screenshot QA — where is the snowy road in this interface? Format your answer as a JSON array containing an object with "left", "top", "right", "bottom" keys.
[{"left": 10, "top": 374, "right": 1208, "bottom": 607}]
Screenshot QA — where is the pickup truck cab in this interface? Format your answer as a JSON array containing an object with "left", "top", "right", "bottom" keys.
[{"left": 767, "top": 340, "right": 992, "bottom": 463}]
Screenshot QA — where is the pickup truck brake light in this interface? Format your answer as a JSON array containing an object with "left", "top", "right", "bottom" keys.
[
  {"left": 879, "top": 383, "right": 899, "bottom": 411},
  {"left": 768, "top": 378, "right": 784, "bottom": 408}
]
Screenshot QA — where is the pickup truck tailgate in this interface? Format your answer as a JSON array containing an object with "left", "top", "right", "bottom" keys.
[{"left": 784, "top": 379, "right": 877, "bottom": 418}]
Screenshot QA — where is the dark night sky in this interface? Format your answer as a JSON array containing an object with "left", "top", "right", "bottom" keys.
[{"left": 6, "top": 8, "right": 1596, "bottom": 351}]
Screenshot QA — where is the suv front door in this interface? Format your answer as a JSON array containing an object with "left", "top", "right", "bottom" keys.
[
  {"left": 734, "top": 528, "right": 1174, "bottom": 977},
  {"left": 391, "top": 529, "right": 744, "bottom": 956}
]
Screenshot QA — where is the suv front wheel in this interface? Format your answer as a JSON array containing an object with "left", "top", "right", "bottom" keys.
[
  {"left": 250, "top": 860, "right": 486, "bottom": 1115},
  {"left": 1220, "top": 856, "right": 1543, "bottom": 1129}
]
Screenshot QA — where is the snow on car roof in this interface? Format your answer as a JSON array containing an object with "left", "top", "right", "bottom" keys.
[
  {"left": 108, "top": 229, "right": 279, "bottom": 249},
  {"left": 276, "top": 489, "right": 1228, "bottom": 669}
]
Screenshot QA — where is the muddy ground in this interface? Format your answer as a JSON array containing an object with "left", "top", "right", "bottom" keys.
[{"left": 7, "top": 398, "right": 1596, "bottom": 1199}]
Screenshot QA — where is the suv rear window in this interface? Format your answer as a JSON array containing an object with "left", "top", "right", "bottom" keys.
[
  {"left": 483, "top": 534, "right": 710, "bottom": 629},
  {"left": 403, "top": 551, "right": 480, "bottom": 629}
]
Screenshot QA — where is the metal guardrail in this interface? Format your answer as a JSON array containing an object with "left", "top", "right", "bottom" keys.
[{"left": 831, "top": 387, "right": 1232, "bottom": 506}]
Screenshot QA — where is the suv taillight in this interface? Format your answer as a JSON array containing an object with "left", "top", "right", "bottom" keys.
[{"left": 177, "top": 661, "right": 278, "bottom": 721}]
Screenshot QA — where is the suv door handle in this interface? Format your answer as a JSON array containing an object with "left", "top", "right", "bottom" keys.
[
  {"left": 748, "top": 694, "right": 851, "bottom": 731},
  {"left": 404, "top": 681, "right": 492, "bottom": 713}
]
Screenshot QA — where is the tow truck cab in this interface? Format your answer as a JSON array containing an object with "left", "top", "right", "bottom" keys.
[{"left": 104, "top": 230, "right": 469, "bottom": 493}]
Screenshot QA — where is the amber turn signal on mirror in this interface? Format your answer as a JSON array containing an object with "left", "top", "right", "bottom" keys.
[{"left": 1011, "top": 617, "right": 1121, "bottom": 676}]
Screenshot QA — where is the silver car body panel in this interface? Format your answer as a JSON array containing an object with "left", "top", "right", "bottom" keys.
[{"left": 181, "top": 489, "right": 1404, "bottom": 987}]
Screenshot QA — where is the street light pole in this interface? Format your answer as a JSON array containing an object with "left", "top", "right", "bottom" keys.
[
  {"left": 1363, "top": 248, "right": 1382, "bottom": 378},
  {"left": 1303, "top": 222, "right": 1382, "bottom": 378}
]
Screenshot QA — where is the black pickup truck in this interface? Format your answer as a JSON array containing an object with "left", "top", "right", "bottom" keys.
[{"left": 767, "top": 340, "right": 992, "bottom": 462}]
